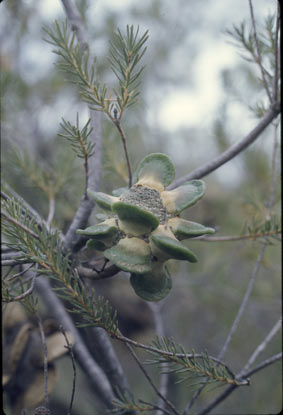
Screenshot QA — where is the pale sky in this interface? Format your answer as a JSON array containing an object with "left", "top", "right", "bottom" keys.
[{"left": 1, "top": 0, "right": 275, "bottom": 186}]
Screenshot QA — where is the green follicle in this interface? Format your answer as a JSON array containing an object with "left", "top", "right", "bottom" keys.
[
  {"left": 112, "top": 201, "right": 159, "bottom": 236},
  {"left": 88, "top": 190, "right": 119, "bottom": 211},
  {"left": 104, "top": 237, "right": 152, "bottom": 274},
  {"left": 87, "top": 239, "right": 106, "bottom": 251},
  {"left": 77, "top": 219, "right": 118, "bottom": 239},
  {"left": 134, "top": 153, "right": 176, "bottom": 190},
  {"left": 130, "top": 263, "right": 172, "bottom": 301},
  {"left": 151, "top": 234, "right": 198, "bottom": 262},
  {"left": 161, "top": 180, "right": 205, "bottom": 214},
  {"left": 169, "top": 217, "right": 215, "bottom": 240}
]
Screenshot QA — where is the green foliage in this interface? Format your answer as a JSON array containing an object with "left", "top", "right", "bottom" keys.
[
  {"left": 109, "top": 25, "right": 149, "bottom": 117},
  {"left": 243, "top": 213, "right": 281, "bottom": 244},
  {"left": 225, "top": 11, "right": 280, "bottom": 117},
  {"left": 147, "top": 337, "right": 249, "bottom": 387},
  {"left": 225, "top": 14, "right": 277, "bottom": 68},
  {"left": 1, "top": 196, "right": 119, "bottom": 336},
  {"left": 58, "top": 114, "right": 95, "bottom": 159},
  {"left": 43, "top": 21, "right": 148, "bottom": 120},
  {"left": 111, "top": 390, "right": 154, "bottom": 414}
]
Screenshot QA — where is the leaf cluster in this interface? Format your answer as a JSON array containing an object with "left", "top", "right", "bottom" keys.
[
  {"left": 147, "top": 337, "right": 248, "bottom": 388},
  {"left": 226, "top": 14, "right": 277, "bottom": 67},
  {"left": 43, "top": 21, "right": 148, "bottom": 121},
  {"left": 44, "top": 20, "right": 109, "bottom": 112},
  {"left": 1, "top": 196, "right": 119, "bottom": 335},
  {"left": 111, "top": 390, "right": 154, "bottom": 414},
  {"left": 243, "top": 213, "right": 281, "bottom": 245},
  {"left": 10, "top": 148, "right": 70, "bottom": 201},
  {"left": 225, "top": 12, "right": 280, "bottom": 113},
  {"left": 109, "top": 25, "right": 149, "bottom": 118},
  {"left": 58, "top": 114, "right": 95, "bottom": 159}
]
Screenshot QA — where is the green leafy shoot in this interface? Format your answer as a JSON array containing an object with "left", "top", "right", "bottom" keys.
[
  {"left": 225, "top": 16, "right": 276, "bottom": 66},
  {"left": 1, "top": 196, "right": 119, "bottom": 335},
  {"left": 43, "top": 20, "right": 109, "bottom": 113},
  {"left": 43, "top": 21, "right": 148, "bottom": 121},
  {"left": 243, "top": 213, "right": 281, "bottom": 245},
  {"left": 58, "top": 114, "right": 95, "bottom": 195},
  {"left": 146, "top": 337, "right": 249, "bottom": 388},
  {"left": 111, "top": 390, "right": 154, "bottom": 414},
  {"left": 59, "top": 114, "right": 95, "bottom": 159},
  {"left": 225, "top": 12, "right": 279, "bottom": 105},
  {"left": 109, "top": 25, "right": 149, "bottom": 118},
  {"left": 11, "top": 148, "right": 68, "bottom": 200}
]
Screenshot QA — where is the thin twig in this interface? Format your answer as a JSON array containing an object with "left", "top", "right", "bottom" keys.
[
  {"left": 239, "top": 318, "right": 282, "bottom": 376},
  {"left": 1, "top": 183, "right": 43, "bottom": 225},
  {"left": 35, "top": 276, "right": 115, "bottom": 408},
  {"left": 148, "top": 303, "right": 169, "bottom": 415},
  {"left": 265, "top": 120, "right": 280, "bottom": 209},
  {"left": 248, "top": 0, "right": 273, "bottom": 103},
  {"left": 168, "top": 102, "right": 281, "bottom": 189},
  {"left": 7, "top": 263, "right": 34, "bottom": 281},
  {"left": 60, "top": 325, "right": 76, "bottom": 415},
  {"left": 37, "top": 313, "right": 49, "bottom": 410},
  {"left": 115, "top": 333, "right": 233, "bottom": 371},
  {"left": 2, "top": 259, "right": 35, "bottom": 266},
  {"left": 241, "top": 351, "right": 282, "bottom": 378},
  {"left": 2, "top": 211, "right": 40, "bottom": 240},
  {"left": 77, "top": 263, "right": 120, "bottom": 279},
  {"left": 217, "top": 240, "right": 268, "bottom": 362},
  {"left": 139, "top": 399, "right": 177, "bottom": 415},
  {"left": 272, "top": 1, "right": 280, "bottom": 102},
  {"left": 125, "top": 342, "right": 180, "bottom": 415},
  {"left": 2, "top": 251, "right": 28, "bottom": 260},
  {"left": 194, "top": 229, "right": 281, "bottom": 242},
  {"left": 4, "top": 269, "right": 37, "bottom": 302},
  {"left": 197, "top": 352, "right": 282, "bottom": 415},
  {"left": 60, "top": 0, "right": 89, "bottom": 49},
  {"left": 114, "top": 119, "right": 133, "bottom": 187},
  {"left": 184, "top": 239, "right": 269, "bottom": 413},
  {"left": 46, "top": 197, "right": 55, "bottom": 227}
]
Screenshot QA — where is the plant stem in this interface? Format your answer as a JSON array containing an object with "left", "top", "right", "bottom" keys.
[
  {"left": 168, "top": 102, "right": 281, "bottom": 189},
  {"left": 60, "top": 325, "right": 77, "bottom": 415},
  {"left": 114, "top": 119, "right": 133, "bottom": 187},
  {"left": 197, "top": 352, "right": 282, "bottom": 415},
  {"left": 217, "top": 240, "right": 267, "bottom": 361},
  {"left": 37, "top": 313, "right": 49, "bottom": 410},
  {"left": 272, "top": 1, "right": 280, "bottom": 102},
  {"left": 125, "top": 342, "right": 180, "bottom": 415},
  {"left": 194, "top": 229, "right": 281, "bottom": 242},
  {"left": 2, "top": 211, "right": 40, "bottom": 240},
  {"left": 248, "top": 0, "right": 273, "bottom": 103}
]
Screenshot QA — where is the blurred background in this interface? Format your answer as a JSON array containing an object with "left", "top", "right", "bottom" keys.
[{"left": 1, "top": 0, "right": 281, "bottom": 414}]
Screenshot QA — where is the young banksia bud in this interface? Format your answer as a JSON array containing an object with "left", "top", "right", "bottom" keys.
[{"left": 77, "top": 153, "right": 215, "bottom": 301}]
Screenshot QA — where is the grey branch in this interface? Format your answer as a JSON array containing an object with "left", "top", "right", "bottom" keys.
[
  {"left": 60, "top": 0, "right": 88, "bottom": 49},
  {"left": 58, "top": 0, "right": 130, "bottom": 404},
  {"left": 248, "top": 0, "right": 273, "bottom": 103},
  {"left": 217, "top": 241, "right": 267, "bottom": 361},
  {"left": 63, "top": 111, "right": 102, "bottom": 252},
  {"left": 148, "top": 303, "right": 169, "bottom": 415},
  {"left": 239, "top": 318, "right": 282, "bottom": 377},
  {"left": 197, "top": 352, "right": 282, "bottom": 415},
  {"left": 82, "top": 327, "right": 129, "bottom": 394},
  {"left": 61, "top": 0, "right": 103, "bottom": 251},
  {"left": 35, "top": 276, "right": 115, "bottom": 408},
  {"left": 168, "top": 102, "right": 281, "bottom": 189}
]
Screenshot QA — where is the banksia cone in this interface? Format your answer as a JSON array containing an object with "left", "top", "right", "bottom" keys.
[{"left": 77, "top": 153, "right": 214, "bottom": 301}]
